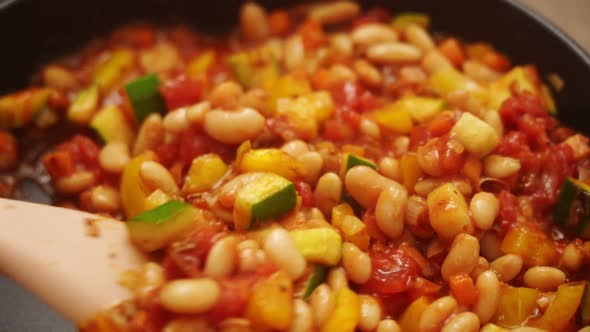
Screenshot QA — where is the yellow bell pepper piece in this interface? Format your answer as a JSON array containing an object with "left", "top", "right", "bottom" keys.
[
  {"left": 265, "top": 75, "right": 312, "bottom": 111},
  {"left": 488, "top": 66, "right": 539, "bottom": 110},
  {"left": 246, "top": 270, "right": 293, "bottom": 331},
  {"left": 331, "top": 203, "right": 355, "bottom": 229},
  {"left": 186, "top": 50, "right": 215, "bottom": 79},
  {"left": 121, "top": 152, "right": 155, "bottom": 218},
  {"left": 68, "top": 84, "right": 99, "bottom": 124},
  {"left": 370, "top": 103, "right": 413, "bottom": 134},
  {"left": 340, "top": 215, "right": 370, "bottom": 251},
  {"left": 541, "top": 84, "right": 557, "bottom": 115},
  {"left": 401, "top": 96, "right": 446, "bottom": 123},
  {"left": 391, "top": 12, "right": 430, "bottom": 29},
  {"left": 276, "top": 91, "right": 334, "bottom": 140},
  {"left": 500, "top": 223, "right": 558, "bottom": 267},
  {"left": 93, "top": 49, "right": 134, "bottom": 92},
  {"left": 451, "top": 112, "right": 500, "bottom": 157},
  {"left": 493, "top": 286, "right": 540, "bottom": 327},
  {"left": 321, "top": 287, "right": 361, "bottom": 332},
  {"left": 400, "top": 153, "right": 423, "bottom": 193},
  {"left": 143, "top": 189, "right": 171, "bottom": 211},
  {"left": 182, "top": 154, "right": 228, "bottom": 195},
  {"left": 428, "top": 67, "right": 488, "bottom": 102},
  {"left": 399, "top": 296, "right": 430, "bottom": 332},
  {"left": 239, "top": 148, "right": 306, "bottom": 181},
  {"left": 532, "top": 282, "right": 585, "bottom": 331}
]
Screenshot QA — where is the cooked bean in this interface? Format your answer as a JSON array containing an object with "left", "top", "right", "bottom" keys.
[
  {"left": 55, "top": 171, "right": 95, "bottom": 195},
  {"left": 163, "top": 318, "right": 211, "bottom": 332},
  {"left": 308, "top": 1, "right": 360, "bottom": 25},
  {"left": 422, "top": 50, "right": 453, "bottom": 74},
  {"left": 297, "top": 151, "right": 323, "bottom": 185},
  {"left": 281, "top": 140, "right": 309, "bottom": 157},
  {"left": 351, "top": 23, "right": 398, "bottom": 47},
  {"left": 484, "top": 155, "right": 521, "bottom": 178},
  {"left": 359, "top": 117, "right": 381, "bottom": 139},
  {"left": 404, "top": 24, "right": 435, "bottom": 52},
  {"left": 367, "top": 42, "right": 422, "bottom": 64},
  {"left": 327, "top": 267, "right": 348, "bottom": 292},
  {"left": 309, "top": 284, "right": 335, "bottom": 327},
  {"left": 160, "top": 278, "right": 220, "bottom": 314},
  {"left": 441, "top": 234, "right": 480, "bottom": 280},
  {"left": 208, "top": 81, "right": 244, "bottom": 109},
  {"left": 133, "top": 113, "right": 164, "bottom": 156},
  {"left": 135, "top": 262, "right": 166, "bottom": 303},
  {"left": 463, "top": 60, "right": 502, "bottom": 83},
  {"left": 285, "top": 35, "right": 305, "bottom": 70},
  {"left": 43, "top": 65, "right": 77, "bottom": 90},
  {"left": 163, "top": 107, "right": 189, "bottom": 133},
  {"left": 140, "top": 161, "right": 180, "bottom": 195},
  {"left": 238, "top": 240, "right": 263, "bottom": 273},
  {"left": 399, "top": 65, "right": 428, "bottom": 83},
  {"left": 330, "top": 33, "right": 353, "bottom": 58},
  {"left": 441, "top": 312, "right": 480, "bottom": 332},
  {"left": 358, "top": 295, "right": 382, "bottom": 332},
  {"left": 376, "top": 319, "right": 401, "bottom": 332},
  {"left": 314, "top": 172, "right": 343, "bottom": 216},
  {"left": 473, "top": 270, "right": 500, "bottom": 323},
  {"left": 309, "top": 208, "right": 326, "bottom": 221},
  {"left": 205, "top": 236, "right": 240, "bottom": 278},
  {"left": 289, "top": 299, "right": 312, "bottom": 332},
  {"left": 375, "top": 186, "right": 407, "bottom": 239},
  {"left": 342, "top": 242, "right": 372, "bottom": 284},
  {"left": 264, "top": 228, "right": 306, "bottom": 280},
  {"left": 203, "top": 108, "right": 265, "bottom": 144},
  {"left": 345, "top": 166, "right": 404, "bottom": 208},
  {"left": 418, "top": 296, "right": 457, "bottom": 332},
  {"left": 379, "top": 157, "right": 401, "bottom": 181},
  {"left": 414, "top": 178, "right": 472, "bottom": 197},
  {"left": 470, "top": 192, "right": 499, "bottom": 230},
  {"left": 511, "top": 327, "right": 550, "bottom": 332},
  {"left": 561, "top": 242, "right": 585, "bottom": 271},
  {"left": 185, "top": 101, "right": 210, "bottom": 125},
  {"left": 523, "top": 266, "right": 566, "bottom": 290},
  {"left": 354, "top": 59, "right": 383, "bottom": 87},
  {"left": 240, "top": 2, "right": 269, "bottom": 42},
  {"left": 90, "top": 185, "right": 120, "bottom": 212},
  {"left": 427, "top": 183, "right": 474, "bottom": 240},
  {"left": 99, "top": 142, "right": 130, "bottom": 173},
  {"left": 578, "top": 327, "right": 590, "bottom": 332},
  {"left": 490, "top": 254, "right": 523, "bottom": 282},
  {"left": 140, "top": 43, "right": 180, "bottom": 73}
]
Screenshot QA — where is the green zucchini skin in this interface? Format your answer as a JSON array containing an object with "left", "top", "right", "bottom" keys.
[
  {"left": 554, "top": 177, "right": 590, "bottom": 239},
  {"left": 124, "top": 73, "right": 166, "bottom": 123}
]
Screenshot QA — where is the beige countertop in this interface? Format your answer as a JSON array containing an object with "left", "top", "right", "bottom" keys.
[{"left": 519, "top": 0, "right": 590, "bottom": 51}]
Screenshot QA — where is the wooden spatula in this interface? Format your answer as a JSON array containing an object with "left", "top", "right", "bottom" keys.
[{"left": 0, "top": 198, "right": 147, "bottom": 324}]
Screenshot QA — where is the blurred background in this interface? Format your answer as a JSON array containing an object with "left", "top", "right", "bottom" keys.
[{"left": 521, "top": 0, "right": 590, "bottom": 51}]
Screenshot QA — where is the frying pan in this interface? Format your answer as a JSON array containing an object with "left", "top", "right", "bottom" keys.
[{"left": 1, "top": 0, "right": 590, "bottom": 330}]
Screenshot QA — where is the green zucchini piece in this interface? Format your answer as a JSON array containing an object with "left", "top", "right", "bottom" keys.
[
  {"left": 554, "top": 177, "right": 590, "bottom": 239},
  {"left": 301, "top": 265, "right": 328, "bottom": 299},
  {"left": 402, "top": 96, "right": 446, "bottom": 123},
  {"left": 580, "top": 282, "right": 590, "bottom": 326},
  {"left": 68, "top": 84, "right": 99, "bottom": 124},
  {"left": 228, "top": 52, "right": 254, "bottom": 86},
  {"left": 127, "top": 200, "right": 196, "bottom": 252},
  {"left": 90, "top": 106, "right": 134, "bottom": 146},
  {"left": 124, "top": 73, "right": 166, "bottom": 123},
  {"left": 233, "top": 173, "right": 297, "bottom": 230},
  {"left": 290, "top": 228, "right": 342, "bottom": 266},
  {"left": 391, "top": 12, "right": 430, "bottom": 29}
]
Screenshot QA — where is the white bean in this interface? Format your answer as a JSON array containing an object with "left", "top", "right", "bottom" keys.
[
  {"left": 204, "top": 108, "right": 265, "bottom": 144},
  {"left": 367, "top": 42, "right": 422, "bottom": 64},
  {"left": 160, "top": 278, "right": 220, "bottom": 314},
  {"left": 264, "top": 228, "right": 306, "bottom": 280},
  {"left": 204, "top": 236, "right": 240, "bottom": 278},
  {"left": 473, "top": 270, "right": 500, "bottom": 323},
  {"left": 375, "top": 186, "right": 407, "bottom": 239}
]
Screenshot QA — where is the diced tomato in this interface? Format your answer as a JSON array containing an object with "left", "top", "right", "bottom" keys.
[
  {"left": 364, "top": 244, "right": 420, "bottom": 295},
  {"left": 330, "top": 81, "right": 381, "bottom": 113},
  {"left": 409, "top": 125, "right": 432, "bottom": 151},
  {"left": 208, "top": 276, "right": 255, "bottom": 322},
  {"left": 427, "top": 111, "right": 456, "bottom": 136},
  {"left": 298, "top": 20, "right": 326, "bottom": 49},
  {"left": 481, "top": 51, "right": 511, "bottom": 72},
  {"left": 110, "top": 25, "right": 156, "bottom": 48},
  {"left": 438, "top": 38, "right": 465, "bottom": 68},
  {"left": 268, "top": 10, "right": 292, "bottom": 36},
  {"left": 166, "top": 224, "right": 226, "bottom": 278},
  {"left": 294, "top": 180, "right": 314, "bottom": 207},
  {"left": 417, "top": 135, "right": 465, "bottom": 176},
  {"left": 322, "top": 119, "right": 355, "bottom": 141},
  {"left": 159, "top": 75, "right": 203, "bottom": 110},
  {"left": 341, "top": 110, "right": 361, "bottom": 128},
  {"left": 498, "top": 190, "right": 519, "bottom": 230},
  {"left": 311, "top": 68, "right": 336, "bottom": 90},
  {"left": 407, "top": 277, "right": 442, "bottom": 300},
  {"left": 449, "top": 273, "right": 478, "bottom": 306},
  {"left": 131, "top": 296, "right": 171, "bottom": 332},
  {"left": 43, "top": 151, "right": 75, "bottom": 178}
]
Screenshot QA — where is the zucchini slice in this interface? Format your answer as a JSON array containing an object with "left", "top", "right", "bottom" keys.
[
  {"left": 127, "top": 200, "right": 196, "bottom": 252},
  {"left": 233, "top": 173, "right": 297, "bottom": 230},
  {"left": 67, "top": 84, "right": 99, "bottom": 124},
  {"left": 90, "top": 106, "right": 134, "bottom": 146},
  {"left": 124, "top": 73, "right": 166, "bottom": 123},
  {"left": 290, "top": 227, "right": 342, "bottom": 266},
  {"left": 554, "top": 177, "right": 590, "bottom": 239},
  {"left": 300, "top": 265, "right": 328, "bottom": 299}
]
